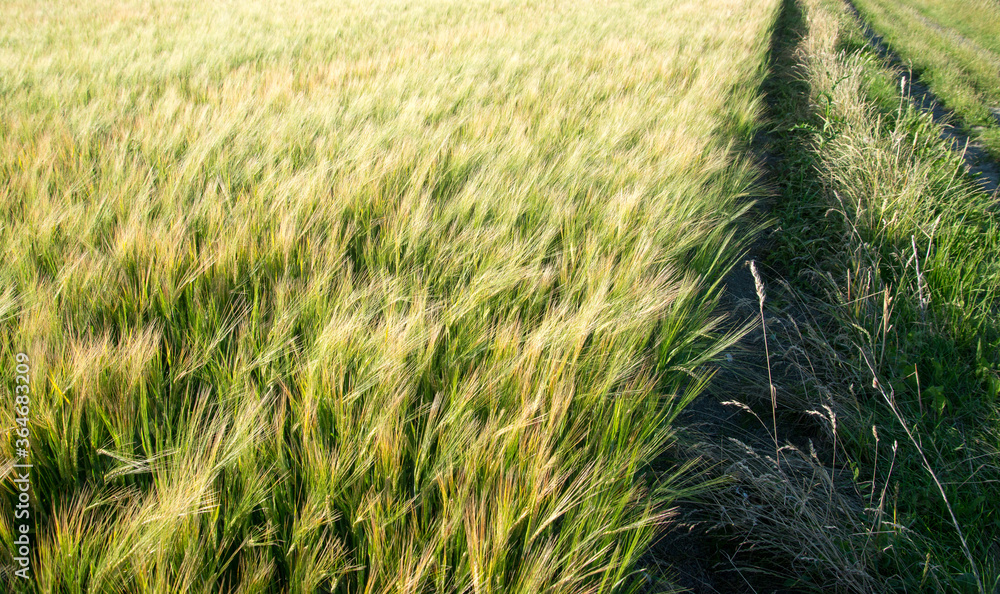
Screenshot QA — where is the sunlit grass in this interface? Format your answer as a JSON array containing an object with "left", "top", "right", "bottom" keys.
[
  {"left": 850, "top": 0, "right": 1000, "bottom": 157},
  {"left": 717, "top": 0, "right": 1000, "bottom": 589}
]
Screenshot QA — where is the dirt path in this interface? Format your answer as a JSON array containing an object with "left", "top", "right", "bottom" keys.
[
  {"left": 640, "top": 1, "right": 811, "bottom": 591},
  {"left": 843, "top": 0, "right": 1000, "bottom": 196}
]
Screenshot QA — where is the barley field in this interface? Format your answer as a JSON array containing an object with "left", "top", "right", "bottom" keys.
[{"left": 0, "top": 0, "right": 779, "bottom": 591}]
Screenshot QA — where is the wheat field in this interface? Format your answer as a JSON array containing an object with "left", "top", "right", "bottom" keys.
[{"left": 0, "top": 0, "right": 779, "bottom": 591}]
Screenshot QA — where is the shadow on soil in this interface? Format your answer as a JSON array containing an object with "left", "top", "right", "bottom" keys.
[{"left": 641, "top": 0, "right": 821, "bottom": 591}]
